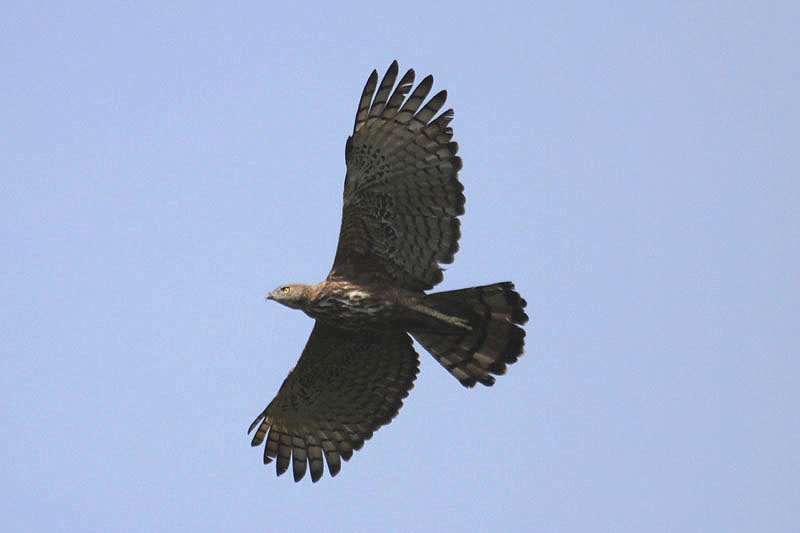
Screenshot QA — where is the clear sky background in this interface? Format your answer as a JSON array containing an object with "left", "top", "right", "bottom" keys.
[{"left": 2, "top": 2, "right": 798, "bottom": 531}]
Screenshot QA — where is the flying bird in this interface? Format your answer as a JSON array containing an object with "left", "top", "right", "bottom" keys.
[{"left": 249, "top": 61, "right": 529, "bottom": 482}]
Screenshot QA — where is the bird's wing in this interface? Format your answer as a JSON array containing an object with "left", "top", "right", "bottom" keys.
[
  {"left": 248, "top": 321, "right": 419, "bottom": 482},
  {"left": 328, "top": 61, "right": 465, "bottom": 291}
]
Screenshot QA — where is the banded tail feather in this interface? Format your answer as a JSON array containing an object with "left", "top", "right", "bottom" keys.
[{"left": 411, "top": 282, "right": 528, "bottom": 387}]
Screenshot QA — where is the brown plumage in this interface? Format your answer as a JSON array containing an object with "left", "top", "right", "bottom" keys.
[{"left": 250, "top": 61, "right": 529, "bottom": 482}]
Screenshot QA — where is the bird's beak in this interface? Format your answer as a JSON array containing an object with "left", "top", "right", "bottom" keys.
[{"left": 265, "top": 293, "right": 273, "bottom": 301}]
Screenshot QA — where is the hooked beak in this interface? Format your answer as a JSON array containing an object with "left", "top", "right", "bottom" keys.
[{"left": 265, "top": 293, "right": 274, "bottom": 301}]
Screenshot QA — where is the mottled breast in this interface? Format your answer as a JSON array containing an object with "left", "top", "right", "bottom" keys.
[{"left": 305, "top": 281, "right": 417, "bottom": 330}]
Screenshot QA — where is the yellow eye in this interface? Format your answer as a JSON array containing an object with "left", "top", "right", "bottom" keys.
[{"left": 281, "top": 286, "right": 290, "bottom": 294}]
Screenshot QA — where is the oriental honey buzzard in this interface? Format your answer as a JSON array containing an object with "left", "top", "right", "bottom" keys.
[{"left": 249, "top": 61, "right": 529, "bottom": 482}]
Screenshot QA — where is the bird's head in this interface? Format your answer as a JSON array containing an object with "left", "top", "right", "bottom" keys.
[{"left": 266, "top": 283, "right": 311, "bottom": 310}]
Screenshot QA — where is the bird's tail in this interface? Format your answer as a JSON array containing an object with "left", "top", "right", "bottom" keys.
[{"left": 410, "top": 282, "right": 529, "bottom": 387}]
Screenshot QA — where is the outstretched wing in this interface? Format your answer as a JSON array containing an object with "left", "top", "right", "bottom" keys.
[
  {"left": 328, "top": 61, "right": 465, "bottom": 291},
  {"left": 249, "top": 321, "right": 419, "bottom": 482}
]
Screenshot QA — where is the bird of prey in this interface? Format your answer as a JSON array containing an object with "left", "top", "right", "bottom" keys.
[{"left": 249, "top": 61, "right": 529, "bottom": 482}]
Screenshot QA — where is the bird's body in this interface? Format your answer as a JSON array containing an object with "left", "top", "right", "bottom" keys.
[
  {"left": 250, "top": 62, "right": 530, "bottom": 482},
  {"left": 270, "top": 281, "right": 425, "bottom": 330}
]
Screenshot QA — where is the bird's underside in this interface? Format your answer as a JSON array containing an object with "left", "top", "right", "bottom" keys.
[{"left": 249, "top": 61, "right": 529, "bottom": 482}]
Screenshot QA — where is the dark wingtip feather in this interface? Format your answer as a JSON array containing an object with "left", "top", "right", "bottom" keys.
[
  {"left": 247, "top": 412, "right": 264, "bottom": 435},
  {"left": 513, "top": 307, "right": 530, "bottom": 325},
  {"left": 327, "top": 454, "right": 342, "bottom": 477},
  {"left": 500, "top": 283, "right": 529, "bottom": 325},
  {"left": 452, "top": 156, "right": 464, "bottom": 172},
  {"left": 501, "top": 324, "right": 526, "bottom": 367},
  {"left": 384, "top": 60, "right": 399, "bottom": 81},
  {"left": 479, "top": 375, "right": 496, "bottom": 386},
  {"left": 459, "top": 375, "right": 478, "bottom": 388}
]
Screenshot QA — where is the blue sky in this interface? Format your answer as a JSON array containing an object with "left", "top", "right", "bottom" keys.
[{"left": 2, "top": 1, "right": 798, "bottom": 531}]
